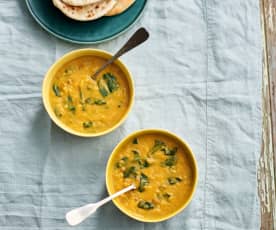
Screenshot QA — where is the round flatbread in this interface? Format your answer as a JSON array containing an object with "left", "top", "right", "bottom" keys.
[
  {"left": 53, "top": 0, "right": 117, "bottom": 21},
  {"left": 62, "top": 0, "right": 102, "bottom": 6},
  {"left": 105, "top": 0, "right": 135, "bottom": 16}
]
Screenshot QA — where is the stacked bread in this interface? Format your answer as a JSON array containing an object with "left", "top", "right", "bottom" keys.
[{"left": 52, "top": 0, "right": 136, "bottom": 21}]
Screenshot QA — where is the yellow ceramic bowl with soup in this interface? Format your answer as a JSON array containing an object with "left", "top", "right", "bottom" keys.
[
  {"left": 42, "top": 49, "right": 134, "bottom": 137},
  {"left": 106, "top": 129, "right": 198, "bottom": 222}
]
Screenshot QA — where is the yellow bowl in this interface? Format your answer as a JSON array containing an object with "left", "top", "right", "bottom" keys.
[
  {"left": 42, "top": 48, "right": 135, "bottom": 137},
  {"left": 105, "top": 129, "right": 198, "bottom": 222}
]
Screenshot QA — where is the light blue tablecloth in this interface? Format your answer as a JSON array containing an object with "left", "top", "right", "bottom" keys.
[{"left": 0, "top": 0, "right": 262, "bottom": 229}]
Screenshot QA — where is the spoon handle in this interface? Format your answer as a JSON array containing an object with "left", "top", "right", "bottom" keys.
[
  {"left": 91, "top": 27, "right": 149, "bottom": 79},
  {"left": 65, "top": 184, "right": 135, "bottom": 226},
  {"left": 113, "top": 27, "right": 149, "bottom": 59},
  {"left": 96, "top": 184, "right": 136, "bottom": 207}
]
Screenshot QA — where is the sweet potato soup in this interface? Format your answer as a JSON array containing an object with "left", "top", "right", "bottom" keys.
[
  {"left": 49, "top": 56, "right": 130, "bottom": 133},
  {"left": 110, "top": 133, "right": 195, "bottom": 220}
]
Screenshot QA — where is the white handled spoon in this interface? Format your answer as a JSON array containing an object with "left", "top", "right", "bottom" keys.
[{"left": 65, "top": 184, "right": 136, "bottom": 226}]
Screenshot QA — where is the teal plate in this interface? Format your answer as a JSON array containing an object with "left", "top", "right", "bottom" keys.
[{"left": 25, "top": 0, "right": 147, "bottom": 44}]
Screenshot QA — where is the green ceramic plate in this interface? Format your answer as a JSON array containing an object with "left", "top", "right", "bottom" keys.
[{"left": 25, "top": 0, "right": 147, "bottom": 44}]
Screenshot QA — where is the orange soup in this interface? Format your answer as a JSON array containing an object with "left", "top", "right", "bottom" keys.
[
  {"left": 49, "top": 56, "right": 130, "bottom": 133},
  {"left": 109, "top": 133, "right": 196, "bottom": 221}
]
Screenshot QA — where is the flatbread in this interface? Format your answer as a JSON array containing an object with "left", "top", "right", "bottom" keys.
[
  {"left": 62, "top": 0, "right": 102, "bottom": 6},
  {"left": 105, "top": 0, "right": 135, "bottom": 16},
  {"left": 53, "top": 0, "right": 117, "bottom": 21}
]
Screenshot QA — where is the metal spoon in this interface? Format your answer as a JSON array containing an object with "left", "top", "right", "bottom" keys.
[
  {"left": 91, "top": 27, "right": 149, "bottom": 80},
  {"left": 65, "top": 184, "right": 136, "bottom": 226}
]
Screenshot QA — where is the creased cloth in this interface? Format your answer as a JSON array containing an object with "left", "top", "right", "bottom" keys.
[{"left": 0, "top": 0, "right": 262, "bottom": 229}]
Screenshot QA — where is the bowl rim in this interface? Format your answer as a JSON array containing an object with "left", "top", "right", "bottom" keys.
[
  {"left": 42, "top": 48, "right": 135, "bottom": 137},
  {"left": 105, "top": 128, "right": 198, "bottom": 222}
]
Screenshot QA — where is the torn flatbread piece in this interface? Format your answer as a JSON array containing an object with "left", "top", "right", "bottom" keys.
[{"left": 105, "top": 0, "right": 135, "bottom": 16}]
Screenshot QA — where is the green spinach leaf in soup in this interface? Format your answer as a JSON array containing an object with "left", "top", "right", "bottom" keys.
[
  {"left": 137, "top": 200, "right": 154, "bottom": 210},
  {"left": 83, "top": 121, "right": 93, "bottom": 129},
  {"left": 138, "top": 173, "right": 149, "bottom": 192},
  {"left": 97, "top": 73, "right": 119, "bottom": 97},
  {"left": 53, "top": 84, "right": 61, "bottom": 97},
  {"left": 148, "top": 140, "right": 166, "bottom": 155}
]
